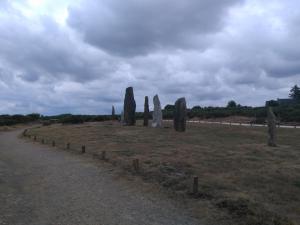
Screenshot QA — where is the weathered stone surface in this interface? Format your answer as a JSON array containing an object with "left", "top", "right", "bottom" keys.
[
  {"left": 120, "top": 110, "right": 125, "bottom": 124},
  {"left": 123, "top": 87, "right": 136, "bottom": 126},
  {"left": 152, "top": 95, "right": 163, "bottom": 128},
  {"left": 173, "top": 97, "right": 187, "bottom": 132},
  {"left": 112, "top": 105, "right": 115, "bottom": 120},
  {"left": 144, "top": 96, "right": 149, "bottom": 126},
  {"left": 267, "top": 107, "right": 277, "bottom": 147}
]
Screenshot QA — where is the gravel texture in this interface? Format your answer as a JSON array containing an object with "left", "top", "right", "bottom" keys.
[{"left": 0, "top": 130, "right": 201, "bottom": 225}]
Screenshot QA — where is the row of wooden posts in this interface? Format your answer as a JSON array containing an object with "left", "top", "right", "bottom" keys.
[{"left": 23, "top": 130, "right": 200, "bottom": 195}]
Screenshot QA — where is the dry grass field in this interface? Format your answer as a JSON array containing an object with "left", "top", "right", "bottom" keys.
[
  {"left": 0, "top": 125, "right": 26, "bottom": 132},
  {"left": 26, "top": 121, "right": 300, "bottom": 225}
]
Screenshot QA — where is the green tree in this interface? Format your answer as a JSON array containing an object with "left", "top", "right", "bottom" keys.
[
  {"left": 164, "top": 104, "right": 175, "bottom": 111},
  {"left": 227, "top": 100, "right": 237, "bottom": 108},
  {"left": 191, "top": 106, "right": 202, "bottom": 111},
  {"left": 289, "top": 85, "right": 300, "bottom": 102}
]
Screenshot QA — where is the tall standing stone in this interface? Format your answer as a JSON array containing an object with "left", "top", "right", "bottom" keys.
[
  {"left": 144, "top": 96, "right": 149, "bottom": 126},
  {"left": 112, "top": 105, "right": 115, "bottom": 120},
  {"left": 121, "top": 110, "right": 125, "bottom": 124},
  {"left": 152, "top": 95, "right": 163, "bottom": 128},
  {"left": 174, "top": 97, "right": 187, "bottom": 132},
  {"left": 123, "top": 87, "right": 136, "bottom": 126},
  {"left": 267, "top": 107, "right": 277, "bottom": 147}
]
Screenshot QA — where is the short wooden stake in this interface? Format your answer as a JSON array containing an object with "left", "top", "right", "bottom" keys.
[
  {"left": 193, "top": 176, "right": 199, "bottom": 195},
  {"left": 34, "top": 136, "right": 37, "bottom": 141},
  {"left": 67, "top": 143, "right": 70, "bottom": 150},
  {"left": 81, "top": 145, "right": 86, "bottom": 154},
  {"left": 42, "top": 139, "right": 45, "bottom": 144},
  {"left": 101, "top": 151, "right": 106, "bottom": 160},
  {"left": 23, "top": 129, "right": 28, "bottom": 137},
  {"left": 133, "top": 159, "right": 139, "bottom": 172},
  {"left": 52, "top": 141, "right": 55, "bottom": 147}
]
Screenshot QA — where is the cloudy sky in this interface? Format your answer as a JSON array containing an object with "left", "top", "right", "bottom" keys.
[{"left": 0, "top": 0, "right": 299, "bottom": 115}]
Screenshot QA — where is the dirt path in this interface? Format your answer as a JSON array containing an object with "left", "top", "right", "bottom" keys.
[{"left": 0, "top": 130, "right": 201, "bottom": 225}]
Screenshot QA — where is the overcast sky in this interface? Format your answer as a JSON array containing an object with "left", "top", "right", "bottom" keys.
[{"left": 0, "top": 0, "right": 299, "bottom": 115}]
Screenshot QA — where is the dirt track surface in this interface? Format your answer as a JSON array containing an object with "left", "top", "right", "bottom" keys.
[{"left": 0, "top": 130, "right": 201, "bottom": 225}]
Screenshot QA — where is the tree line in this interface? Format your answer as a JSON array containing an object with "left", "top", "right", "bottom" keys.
[{"left": 1, "top": 85, "right": 300, "bottom": 126}]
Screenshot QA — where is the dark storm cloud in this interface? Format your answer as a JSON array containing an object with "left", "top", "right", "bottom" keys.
[
  {"left": 0, "top": 0, "right": 300, "bottom": 115},
  {"left": 68, "top": 0, "right": 243, "bottom": 56}
]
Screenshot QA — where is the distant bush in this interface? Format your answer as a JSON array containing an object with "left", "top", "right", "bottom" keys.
[
  {"left": 0, "top": 114, "right": 41, "bottom": 126},
  {"left": 60, "top": 115, "right": 85, "bottom": 124}
]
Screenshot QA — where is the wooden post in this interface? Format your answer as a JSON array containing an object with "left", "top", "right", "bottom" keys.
[
  {"left": 133, "top": 159, "right": 139, "bottom": 172},
  {"left": 42, "top": 139, "right": 45, "bottom": 144},
  {"left": 52, "top": 141, "right": 55, "bottom": 147},
  {"left": 23, "top": 129, "right": 28, "bottom": 137},
  {"left": 67, "top": 143, "right": 70, "bottom": 150},
  {"left": 82, "top": 145, "right": 86, "bottom": 154},
  {"left": 193, "top": 176, "right": 199, "bottom": 195},
  {"left": 34, "top": 136, "right": 37, "bottom": 141},
  {"left": 101, "top": 151, "right": 106, "bottom": 160}
]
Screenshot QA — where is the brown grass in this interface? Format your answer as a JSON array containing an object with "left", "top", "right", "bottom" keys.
[
  {"left": 26, "top": 121, "right": 300, "bottom": 225},
  {"left": 0, "top": 124, "right": 27, "bottom": 132}
]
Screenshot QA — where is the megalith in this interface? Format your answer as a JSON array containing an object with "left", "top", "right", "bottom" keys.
[
  {"left": 112, "top": 105, "right": 115, "bottom": 120},
  {"left": 121, "top": 110, "right": 125, "bottom": 124},
  {"left": 144, "top": 96, "right": 149, "bottom": 126},
  {"left": 174, "top": 97, "right": 187, "bottom": 132},
  {"left": 152, "top": 95, "right": 163, "bottom": 128},
  {"left": 267, "top": 107, "right": 277, "bottom": 147},
  {"left": 123, "top": 87, "right": 136, "bottom": 126}
]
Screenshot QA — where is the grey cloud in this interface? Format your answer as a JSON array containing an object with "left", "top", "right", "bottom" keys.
[
  {"left": 68, "top": 0, "right": 243, "bottom": 56},
  {"left": 0, "top": 12, "right": 116, "bottom": 84},
  {"left": 1, "top": 0, "right": 300, "bottom": 115}
]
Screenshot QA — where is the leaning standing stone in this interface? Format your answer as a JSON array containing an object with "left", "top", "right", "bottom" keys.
[
  {"left": 152, "top": 95, "right": 163, "bottom": 128},
  {"left": 174, "top": 98, "right": 187, "bottom": 132},
  {"left": 123, "top": 87, "right": 136, "bottom": 126},
  {"left": 267, "top": 107, "right": 277, "bottom": 147},
  {"left": 144, "top": 96, "right": 149, "bottom": 126}
]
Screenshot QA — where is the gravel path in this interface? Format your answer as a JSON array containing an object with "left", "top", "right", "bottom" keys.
[{"left": 0, "top": 130, "right": 201, "bottom": 225}]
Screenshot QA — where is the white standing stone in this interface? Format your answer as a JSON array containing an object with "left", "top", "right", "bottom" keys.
[{"left": 152, "top": 95, "right": 163, "bottom": 128}]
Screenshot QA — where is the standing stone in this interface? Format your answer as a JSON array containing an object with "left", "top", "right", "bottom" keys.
[
  {"left": 152, "top": 95, "right": 163, "bottom": 128},
  {"left": 267, "top": 107, "right": 277, "bottom": 147},
  {"left": 174, "top": 97, "right": 187, "bottom": 132},
  {"left": 123, "top": 87, "right": 136, "bottom": 126},
  {"left": 112, "top": 105, "right": 115, "bottom": 120},
  {"left": 144, "top": 96, "right": 149, "bottom": 126},
  {"left": 120, "top": 110, "right": 125, "bottom": 124}
]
